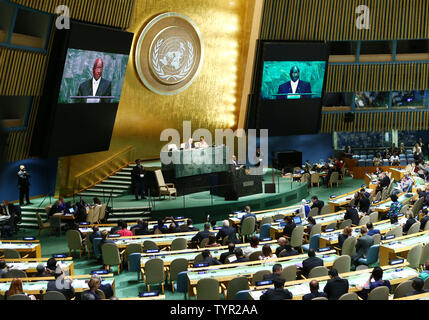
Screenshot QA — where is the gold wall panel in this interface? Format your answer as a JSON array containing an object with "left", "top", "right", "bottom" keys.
[{"left": 56, "top": 0, "right": 255, "bottom": 195}]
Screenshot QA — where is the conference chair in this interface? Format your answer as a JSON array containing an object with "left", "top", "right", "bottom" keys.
[
  {"left": 337, "top": 237, "right": 356, "bottom": 257},
  {"left": 290, "top": 225, "right": 305, "bottom": 252},
  {"left": 280, "top": 265, "right": 297, "bottom": 282},
  {"left": 50, "top": 216, "right": 66, "bottom": 237},
  {"left": 66, "top": 230, "right": 85, "bottom": 258},
  {"left": 425, "top": 222, "right": 429, "bottom": 231},
  {"left": 193, "top": 253, "right": 204, "bottom": 264},
  {"left": 235, "top": 290, "right": 251, "bottom": 300},
  {"left": 312, "top": 296, "right": 328, "bottom": 300},
  {"left": 199, "top": 238, "right": 209, "bottom": 249},
  {"left": 222, "top": 236, "right": 230, "bottom": 246},
  {"left": 374, "top": 191, "right": 382, "bottom": 202},
  {"left": 249, "top": 251, "right": 262, "bottom": 261},
  {"left": 91, "top": 205, "right": 102, "bottom": 224},
  {"left": 154, "top": 169, "right": 177, "bottom": 200},
  {"left": 320, "top": 205, "right": 331, "bottom": 215},
  {"left": 251, "top": 270, "right": 271, "bottom": 285},
  {"left": 338, "top": 292, "right": 359, "bottom": 300},
  {"left": 308, "top": 266, "right": 329, "bottom": 279},
  {"left": 367, "top": 286, "right": 390, "bottom": 300},
  {"left": 5, "top": 269, "right": 27, "bottom": 278},
  {"left": 357, "top": 245, "right": 379, "bottom": 266},
  {"left": 332, "top": 255, "right": 351, "bottom": 274},
  {"left": 169, "top": 258, "right": 188, "bottom": 292},
  {"left": 86, "top": 207, "right": 96, "bottom": 223},
  {"left": 325, "top": 222, "right": 337, "bottom": 231},
  {"left": 358, "top": 215, "right": 370, "bottom": 226},
  {"left": 196, "top": 278, "right": 221, "bottom": 300},
  {"left": 98, "top": 203, "right": 107, "bottom": 223},
  {"left": 302, "top": 234, "right": 320, "bottom": 253},
  {"left": 399, "top": 204, "right": 409, "bottom": 214},
  {"left": 4, "top": 249, "right": 21, "bottom": 259},
  {"left": 412, "top": 197, "right": 424, "bottom": 216},
  {"left": 175, "top": 271, "right": 189, "bottom": 299},
  {"left": 171, "top": 238, "right": 187, "bottom": 251},
  {"left": 143, "top": 240, "right": 159, "bottom": 251},
  {"left": 308, "top": 207, "right": 319, "bottom": 217},
  {"left": 407, "top": 221, "right": 421, "bottom": 235},
  {"left": 385, "top": 225, "right": 403, "bottom": 238},
  {"left": 8, "top": 294, "right": 31, "bottom": 300},
  {"left": 260, "top": 217, "right": 273, "bottom": 226},
  {"left": 300, "top": 173, "right": 310, "bottom": 184},
  {"left": 339, "top": 167, "right": 346, "bottom": 180},
  {"left": 309, "top": 223, "right": 322, "bottom": 238},
  {"left": 124, "top": 243, "right": 142, "bottom": 267},
  {"left": 407, "top": 244, "right": 423, "bottom": 270},
  {"left": 393, "top": 280, "right": 414, "bottom": 299},
  {"left": 240, "top": 216, "right": 256, "bottom": 242},
  {"left": 85, "top": 231, "right": 94, "bottom": 258},
  {"left": 101, "top": 243, "right": 121, "bottom": 274},
  {"left": 92, "top": 238, "right": 102, "bottom": 260},
  {"left": 372, "top": 233, "right": 381, "bottom": 245},
  {"left": 424, "top": 278, "right": 429, "bottom": 290},
  {"left": 310, "top": 172, "right": 320, "bottom": 187},
  {"left": 369, "top": 211, "right": 378, "bottom": 223},
  {"left": 355, "top": 265, "right": 369, "bottom": 271},
  {"left": 338, "top": 219, "right": 352, "bottom": 230},
  {"left": 222, "top": 276, "right": 249, "bottom": 300},
  {"left": 36, "top": 212, "right": 50, "bottom": 236},
  {"left": 143, "top": 258, "right": 165, "bottom": 293},
  {"left": 328, "top": 172, "right": 339, "bottom": 188},
  {"left": 128, "top": 253, "right": 142, "bottom": 281},
  {"left": 420, "top": 243, "right": 429, "bottom": 268},
  {"left": 272, "top": 214, "right": 285, "bottom": 220},
  {"left": 257, "top": 223, "right": 271, "bottom": 239},
  {"left": 43, "top": 291, "right": 66, "bottom": 300}
]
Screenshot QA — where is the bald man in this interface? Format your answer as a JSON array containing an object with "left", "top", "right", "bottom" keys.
[
  {"left": 78, "top": 58, "right": 112, "bottom": 103},
  {"left": 277, "top": 65, "right": 311, "bottom": 99}
]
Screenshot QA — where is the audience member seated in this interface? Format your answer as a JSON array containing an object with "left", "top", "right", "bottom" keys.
[
  {"left": 302, "top": 249, "right": 323, "bottom": 278},
  {"left": 130, "top": 219, "right": 144, "bottom": 233},
  {"left": 234, "top": 248, "right": 250, "bottom": 263},
  {"left": 49, "top": 197, "right": 65, "bottom": 217},
  {"left": 153, "top": 218, "right": 169, "bottom": 234},
  {"left": 259, "top": 244, "right": 276, "bottom": 260},
  {"left": 357, "top": 191, "right": 371, "bottom": 214},
  {"left": 374, "top": 166, "right": 384, "bottom": 176},
  {"left": 405, "top": 278, "right": 429, "bottom": 297},
  {"left": 275, "top": 237, "right": 287, "bottom": 257},
  {"left": 191, "top": 223, "right": 213, "bottom": 246},
  {"left": 338, "top": 226, "right": 353, "bottom": 250},
  {"left": 323, "top": 268, "right": 349, "bottom": 300},
  {"left": 205, "top": 235, "right": 221, "bottom": 247},
  {"left": 99, "top": 230, "right": 115, "bottom": 261},
  {"left": 182, "top": 218, "right": 199, "bottom": 232},
  {"left": 116, "top": 221, "right": 133, "bottom": 237},
  {"left": 295, "top": 199, "right": 310, "bottom": 218},
  {"left": 240, "top": 206, "right": 256, "bottom": 224},
  {"left": 216, "top": 220, "right": 239, "bottom": 244},
  {"left": 366, "top": 222, "right": 380, "bottom": 236},
  {"left": 219, "top": 242, "right": 236, "bottom": 264},
  {"left": 89, "top": 226, "right": 101, "bottom": 246},
  {"left": 302, "top": 280, "right": 328, "bottom": 300},
  {"left": 34, "top": 263, "right": 50, "bottom": 277},
  {"left": 278, "top": 240, "right": 298, "bottom": 257},
  {"left": 352, "top": 226, "right": 374, "bottom": 266},
  {"left": 373, "top": 153, "right": 382, "bottom": 167},
  {"left": 135, "top": 221, "right": 151, "bottom": 236},
  {"left": 243, "top": 236, "right": 261, "bottom": 258},
  {"left": 166, "top": 222, "right": 180, "bottom": 234},
  {"left": 357, "top": 267, "right": 391, "bottom": 300},
  {"left": 260, "top": 277, "right": 293, "bottom": 300},
  {"left": 419, "top": 261, "right": 429, "bottom": 282},
  {"left": 282, "top": 216, "right": 296, "bottom": 238},
  {"left": 263, "top": 263, "right": 283, "bottom": 281},
  {"left": 310, "top": 196, "right": 324, "bottom": 215},
  {"left": 376, "top": 172, "right": 390, "bottom": 194},
  {"left": 47, "top": 269, "right": 75, "bottom": 300},
  {"left": 383, "top": 148, "right": 391, "bottom": 159},
  {"left": 4, "top": 278, "right": 36, "bottom": 300},
  {"left": 402, "top": 212, "right": 417, "bottom": 234},
  {"left": 390, "top": 153, "right": 400, "bottom": 166},
  {"left": 344, "top": 205, "right": 360, "bottom": 226},
  {"left": 201, "top": 249, "right": 222, "bottom": 265},
  {"left": 387, "top": 194, "right": 402, "bottom": 224},
  {"left": 306, "top": 216, "right": 317, "bottom": 234},
  {"left": 421, "top": 209, "right": 429, "bottom": 231},
  {"left": 81, "top": 276, "right": 103, "bottom": 300},
  {"left": 110, "top": 220, "right": 123, "bottom": 234}
]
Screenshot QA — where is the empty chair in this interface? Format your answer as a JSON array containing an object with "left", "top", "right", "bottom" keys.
[
  {"left": 325, "top": 222, "right": 337, "bottom": 230},
  {"left": 240, "top": 217, "right": 256, "bottom": 242},
  {"left": 3, "top": 249, "right": 21, "bottom": 259},
  {"left": 175, "top": 271, "right": 189, "bottom": 300},
  {"left": 170, "top": 258, "right": 188, "bottom": 292},
  {"left": 258, "top": 224, "right": 271, "bottom": 239},
  {"left": 128, "top": 253, "right": 142, "bottom": 281},
  {"left": 358, "top": 215, "right": 370, "bottom": 226},
  {"left": 155, "top": 169, "right": 177, "bottom": 200},
  {"left": 91, "top": 205, "right": 102, "bottom": 224},
  {"left": 251, "top": 270, "right": 271, "bottom": 285},
  {"left": 385, "top": 225, "right": 403, "bottom": 238},
  {"left": 196, "top": 278, "right": 221, "bottom": 300},
  {"left": 143, "top": 240, "right": 159, "bottom": 251},
  {"left": 193, "top": 253, "right": 204, "bottom": 264},
  {"left": 43, "top": 291, "right": 66, "bottom": 300},
  {"left": 66, "top": 230, "right": 85, "bottom": 257},
  {"left": 308, "top": 266, "right": 329, "bottom": 279},
  {"left": 372, "top": 233, "right": 381, "bottom": 245},
  {"left": 199, "top": 238, "right": 209, "bottom": 249},
  {"left": 124, "top": 243, "right": 142, "bottom": 266},
  {"left": 290, "top": 226, "right": 305, "bottom": 251},
  {"left": 249, "top": 251, "right": 262, "bottom": 261},
  {"left": 374, "top": 191, "right": 382, "bottom": 202},
  {"left": 50, "top": 216, "right": 66, "bottom": 236},
  {"left": 272, "top": 214, "right": 285, "bottom": 221},
  {"left": 328, "top": 172, "right": 339, "bottom": 188},
  {"left": 358, "top": 245, "right": 379, "bottom": 266},
  {"left": 407, "top": 221, "right": 421, "bottom": 235},
  {"left": 367, "top": 286, "right": 389, "bottom": 300},
  {"left": 310, "top": 172, "right": 320, "bottom": 187},
  {"left": 8, "top": 294, "right": 31, "bottom": 300},
  {"left": 320, "top": 205, "right": 331, "bottom": 215},
  {"left": 171, "top": 238, "right": 187, "bottom": 251},
  {"left": 5, "top": 269, "right": 27, "bottom": 278},
  {"left": 101, "top": 243, "right": 121, "bottom": 274},
  {"left": 225, "top": 276, "right": 249, "bottom": 300},
  {"left": 412, "top": 197, "right": 424, "bottom": 216},
  {"left": 332, "top": 255, "right": 351, "bottom": 274},
  {"left": 420, "top": 243, "right": 429, "bottom": 266},
  {"left": 309, "top": 223, "right": 322, "bottom": 238},
  {"left": 338, "top": 292, "right": 358, "bottom": 300},
  {"left": 280, "top": 265, "right": 297, "bottom": 282},
  {"left": 407, "top": 244, "right": 423, "bottom": 269},
  {"left": 369, "top": 212, "right": 378, "bottom": 223},
  {"left": 308, "top": 207, "right": 319, "bottom": 217},
  {"left": 92, "top": 238, "right": 102, "bottom": 260},
  {"left": 98, "top": 203, "right": 107, "bottom": 223},
  {"left": 393, "top": 280, "right": 414, "bottom": 299},
  {"left": 302, "top": 234, "right": 320, "bottom": 252},
  {"left": 144, "top": 258, "right": 165, "bottom": 293},
  {"left": 312, "top": 296, "right": 328, "bottom": 300},
  {"left": 260, "top": 217, "right": 273, "bottom": 226},
  {"left": 340, "top": 237, "right": 357, "bottom": 257},
  {"left": 36, "top": 212, "right": 50, "bottom": 236},
  {"left": 338, "top": 219, "right": 352, "bottom": 229}
]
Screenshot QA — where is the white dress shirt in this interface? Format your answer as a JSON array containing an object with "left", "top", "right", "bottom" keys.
[
  {"left": 92, "top": 77, "right": 101, "bottom": 96},
  {"left": 290, "top": 79, "right": 299, "bottom": 93}
]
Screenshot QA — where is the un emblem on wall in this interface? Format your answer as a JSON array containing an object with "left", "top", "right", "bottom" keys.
[{"left": 135, "top": 12, "right": 204, "bottom": 95}]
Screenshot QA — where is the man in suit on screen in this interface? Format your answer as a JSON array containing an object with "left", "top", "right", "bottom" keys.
[
  {"left": 277, "top": 65, "right": 312, "bottom": 99},
  {"left": 77, "top": 58, "right": 112, "bottom": 103}
]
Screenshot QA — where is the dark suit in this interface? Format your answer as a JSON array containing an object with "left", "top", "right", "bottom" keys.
[
  {"left": 311, "top": 200, "right": 325, "bottom": 215},
  {"left": 77, "top": 77, "right": 112, "bottom": 103},
  {"left": 358, "top": 196, "right": 371, "bottom": 214},
  {"left": 47, "top": 279, "right": 75, "bottom": 300},
  {"left": 219, "top": 251, "right": 235, "bottom": 264},
  {"left": 135, "top": 227, "right": 151, "bottom": 236},
  {"left": 216, "top": 226, "right": 239, "bottom": 244},
  {"left": 191, "top": 230, "right": 213, "bottom": 243},
  {"left": 262, "top": 273, "right": 281, "bottom": 282},
  {"left": 421, "top": 215, "right": 429, "bottom": 231},
  {"left": 323, "top": 277, "right": 349, "bottom": 300},
  {"left": 17, "top": 169, "right": 30, "bottom": 205},
  {"left": 283, "top": 223, "right": 296, "bottom": 238},
  {"left": 277, "top": 80, "right": 312, "bottom": 99},
  {"left": 338, "top": 234, "right": 349, "bottom": 249},
  {"left": 377, "top": 176, "right": 390, "bottom": 193},
  {"left": 403, "top": 218, "right": 416, "bottom": 234},
  {"left": 275, "top": 245, "right": 287, "bottom": 257},
  {"left": 302, "top": 291, "right": 328, "bottom": 300},
  {"left": 279, "top": 248, "right": 299, "bottom": 257},
  {"left": 235, "top": 257, "right": 250, "bottom": 263},
  {"left": 201, "top": 256, "right": 222, "bottom": 266},
  {"left": 352, "top": 234, "right": 374, "bottom": 264},
  {"left": 260, "top": 288, "right": 293, "bottom": 300},
  {"left": 302, "top": 256, "right": 323, "bottom": 278},
  {"left": 344, "top": 207, "right": 360, "bottom": 226},
  {"left": 131, "top": 165, "right": 146, "bottom": 200}
]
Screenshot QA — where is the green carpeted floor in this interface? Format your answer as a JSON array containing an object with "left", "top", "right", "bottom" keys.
[{"left": 10, "top": 176, "right": 364, "bottom": 299}]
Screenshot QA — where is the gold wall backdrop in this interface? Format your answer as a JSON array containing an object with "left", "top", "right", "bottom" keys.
[{"left": 56, "top": 0, "right": 256, "bottom": 195}]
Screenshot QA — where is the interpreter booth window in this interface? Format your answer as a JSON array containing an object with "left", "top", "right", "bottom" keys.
[
  {"left": 354, "top": 91, "right": 389, "bottom": 109},
  {"left": 359, "top": 41, "right": 393, "bottom": 62},
  {"left": 396, "top": 39, "right": 429, "bottom": 61},
  {"left": 391, "top": 90, "right": 429, "bottom": 109},
  {"left": 322, "top": 92, "right": 354, "bottom": 109},
  {"left": 327, "top": 41, "right": 357, "bottom": 63},
  {"left": 0, "top": 96, "right": 32, "bottom": 129},
  {"left": 0, "top": 1, "right": 15, "bottom": 43}
]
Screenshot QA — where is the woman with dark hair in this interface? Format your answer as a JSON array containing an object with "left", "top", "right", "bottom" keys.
[
  {"left": 243, "top": 236, "right": 261, "bottom": 258},
  {"left": 282, "top": 216, "right": 296, "bottom": 238},
  {"left": 205, "top": 234, "right": 220, "bottom": 247},
  {"left": 93, "top": 198, "right": 102, "bottom": 206},
  {"left": 387, "top": 194, "right": 402, "bottom": 224},
  {"left": 259, "top": 244, "right": 276, "bottom": 260},
  {"left": 306, "top": 216, "right": 317, "bottom": 234},
  {"left": 338, "top": 226, "right": 353, "bottom": 250}
]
